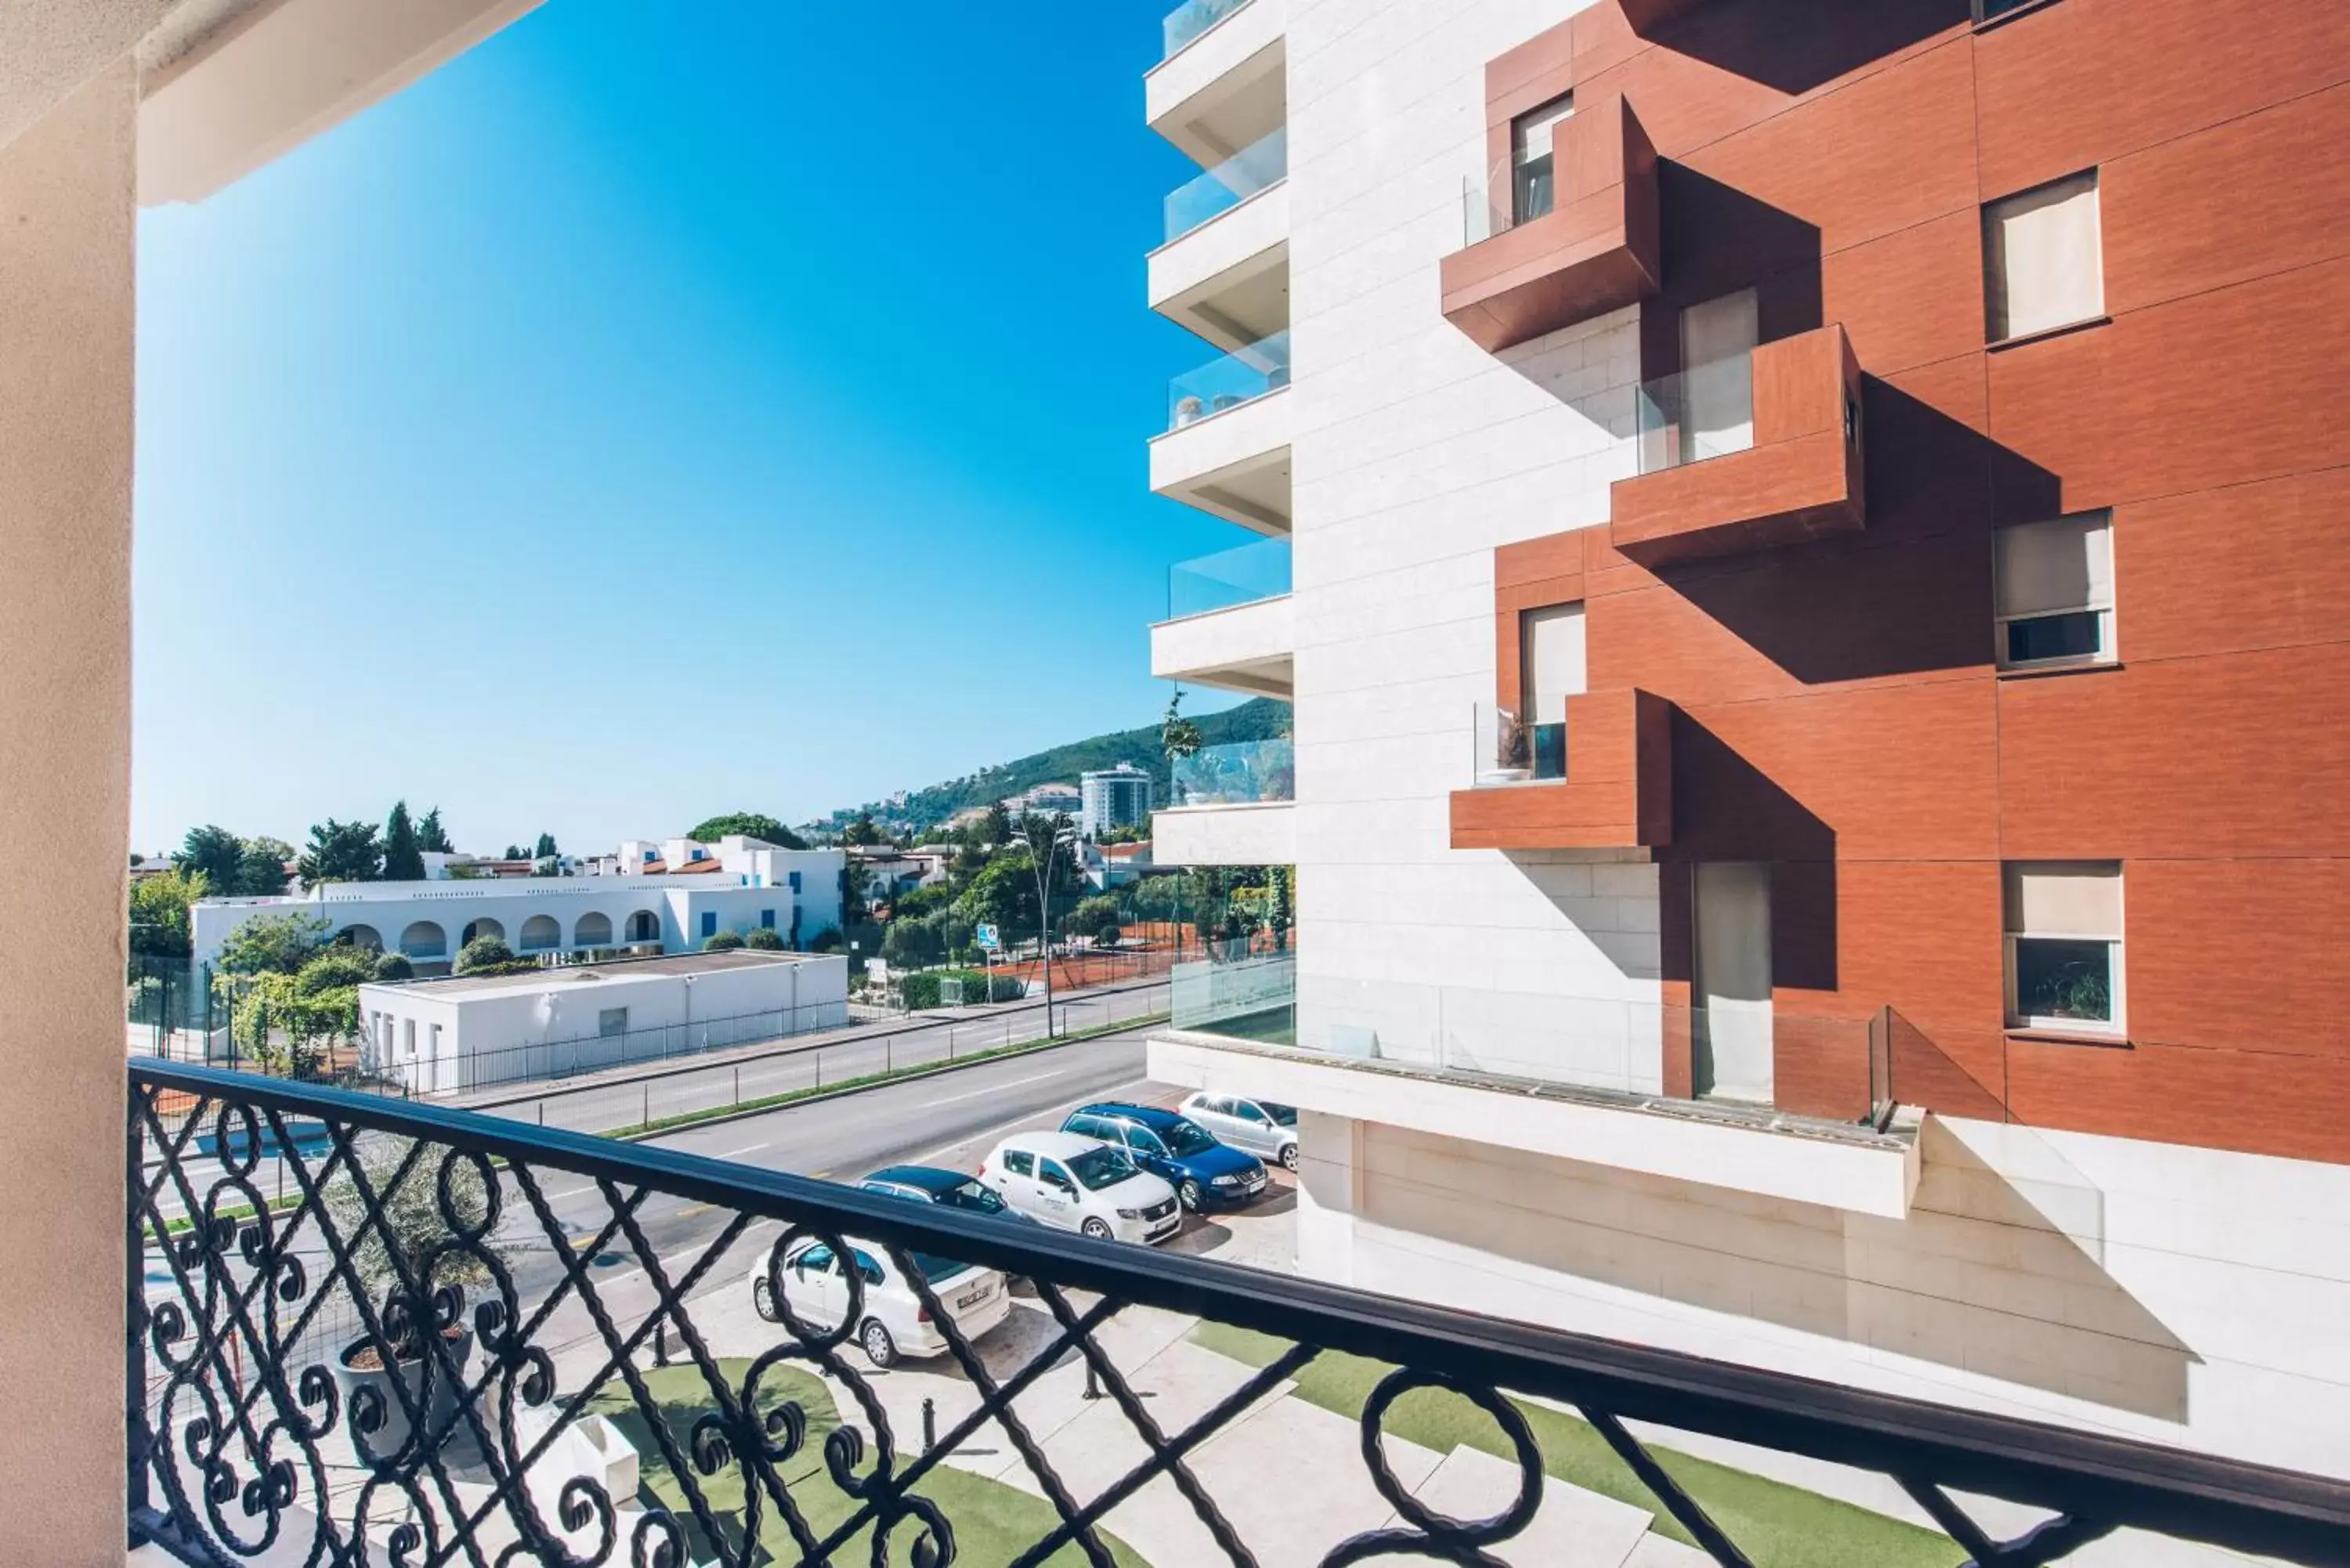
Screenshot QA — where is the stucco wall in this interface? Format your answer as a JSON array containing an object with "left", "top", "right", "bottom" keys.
[{"left": 0, "top": 52, "right": 139, "bottom": 1567}]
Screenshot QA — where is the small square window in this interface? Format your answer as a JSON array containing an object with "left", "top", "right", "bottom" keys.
[
  {"left": 598, "top": 1007, "right": 628, "bottom": 1038},
  {"left": 1995, "top": 511, "right": 2114, "bottom": 671},
  {"left": 2004, "top": 862, "right": 2124, "bottom": 1033},
  {"left": 1984, "top": 170, "right": 2102, "bottom": 342}
]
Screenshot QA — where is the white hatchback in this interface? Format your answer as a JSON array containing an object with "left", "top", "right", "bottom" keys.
[
  {"left": 749, "top": 1234, "right": 1010, "bottom": 1367},
  {"left": 978, "top": 1130, "right": 1182, "bottom": 1245}
]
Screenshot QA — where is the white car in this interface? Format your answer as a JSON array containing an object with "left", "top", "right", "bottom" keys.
[
  {"left": 1179, "top": 1091, "right": 1300, "bottom": 1171},
  {"left": 749, "top": 1234, "right": 1010, "bottom": 1367},
  {"left": 978, "top": 1130, "right": 1181, "bottom": 1245}
]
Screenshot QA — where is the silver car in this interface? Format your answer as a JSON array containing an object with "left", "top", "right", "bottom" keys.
[{"left": 1178, "top": 1092, "right": 1300, "bottom": 1171}]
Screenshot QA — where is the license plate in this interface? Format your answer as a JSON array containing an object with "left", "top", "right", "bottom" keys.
[{"left": 957, "top": 1285, "right": 991, "bottom": 1310}]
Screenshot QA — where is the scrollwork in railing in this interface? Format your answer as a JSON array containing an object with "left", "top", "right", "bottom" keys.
[{"left": 126, "top": 1061, "right": 2350, "bottom": 1568}]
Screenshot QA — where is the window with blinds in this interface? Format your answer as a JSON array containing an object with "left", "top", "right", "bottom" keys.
[
  {"left": 1983, "top": 170, "right": 2103, "bottom": 342},
  {"left": 1510, "top": 93, "right": 1574, "bottom": 223},
  {"left": 2004, "top": 862, "right": 2124, "bottom": 1032},
  {"left": 1995, "top": 511, "right": 2114, "bottom": 670}
]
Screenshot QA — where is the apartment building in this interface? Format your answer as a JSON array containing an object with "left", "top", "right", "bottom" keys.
[{"left": 1143, "top": 0, "right": 2350, "bottom": 1509}]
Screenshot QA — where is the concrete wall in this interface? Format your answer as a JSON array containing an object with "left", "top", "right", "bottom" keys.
[
  {"left": 1284, "top": 0, "right": 1661, "bottom": 1096},
  {"left": 0, "top": 47, "right": 139, "bottom": 1568}
]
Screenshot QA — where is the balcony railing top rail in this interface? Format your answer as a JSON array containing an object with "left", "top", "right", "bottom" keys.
[
  {"left": 1168, "top": 534, "right": 1291, "bottom": 621},
  {"left": 1162, "top": 0, "right": 1253, "bottom": 59},
  {"left": 128, "top": 1059, "right": 2350, "bottom": 1568},
  {"left": 1635, "top": 351, "right": 1758, "bottom": 475},
  {"left": 1168, "top": 329, "right": 1291, "bottom": 433},
  {"left": 1171, "top": 736, "right": 1296, "bottom": 808},
  {"left": 1164, "top": 125, "right": 1288, "bottom": 244}
]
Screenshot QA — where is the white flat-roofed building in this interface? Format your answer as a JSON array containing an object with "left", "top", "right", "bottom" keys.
[
  {"left": 356, "top": 948, "right": 848, "bottom": 1095},
  {"left": 190, "top": 840, "right": 845, "bottom": 978}
]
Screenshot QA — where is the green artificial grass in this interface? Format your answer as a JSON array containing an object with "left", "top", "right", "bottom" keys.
[
  {"left": 587, "top": 1360, "right": 1150, "bottom": 1567},
  {"left": 1192, "top": 1007, "right": 1297, "bottom": 1046},
  {"left": 1190, "top": 1322, "right": 1960, "bottom": 1568}
]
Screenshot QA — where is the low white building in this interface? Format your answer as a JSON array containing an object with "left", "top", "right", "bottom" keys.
[
  {"left": 356, "top": 949, "right": 849, "bottom": 1095},
  {"left": 190, "top": 836, "right": 844, "bottom": 978}
]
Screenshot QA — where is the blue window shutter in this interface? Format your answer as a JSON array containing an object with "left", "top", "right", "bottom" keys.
[{"left": 700, "top": 912, "right": 715, "bottom": 938}]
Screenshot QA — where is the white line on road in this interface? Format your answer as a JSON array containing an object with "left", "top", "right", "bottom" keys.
[
  {"left": 914, "top": 1071, "right": 1063, "bottom": 1110},
  {"left": 714, "top": 1142, "right": 768, "bottom": 1159}
]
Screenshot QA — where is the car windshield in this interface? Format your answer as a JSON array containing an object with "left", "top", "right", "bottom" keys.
[
  {"left": 935, "top": 1177, "right": 1008, "bottom": 1215},
  {"left": 1162, "top": 1120, "right": 1220, "bottom": 1158},
  {"left": 1065, "top": 1144, "right": 1139, "bottom": 1190}
]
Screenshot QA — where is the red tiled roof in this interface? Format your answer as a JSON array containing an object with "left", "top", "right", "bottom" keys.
[{"left": 671, "top": 858, "right": 725, "bottom": 875}]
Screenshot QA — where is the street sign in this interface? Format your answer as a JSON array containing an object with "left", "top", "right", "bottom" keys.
[{"left": 976, "top": 923, "right": 1000, "bottom": 950}]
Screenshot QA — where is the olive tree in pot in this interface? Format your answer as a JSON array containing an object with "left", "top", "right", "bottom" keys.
[{"left": 324, "top": 1133, "right": 505, "bottom": 1465}]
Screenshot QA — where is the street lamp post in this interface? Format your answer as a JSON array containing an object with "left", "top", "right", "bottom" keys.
[{"left": 1028, "top": 819, "right": 1076, "bottom": 1039}]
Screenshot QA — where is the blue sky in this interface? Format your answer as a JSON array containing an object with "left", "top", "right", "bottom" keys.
[{"left": 132, "top": 0, "right": 1248, "bottom": 855}]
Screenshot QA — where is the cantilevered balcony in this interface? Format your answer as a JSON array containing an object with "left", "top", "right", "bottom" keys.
[
  {"left": 1152, "top": 331, "right": 1292, "bottom": 532},
  {"left": 1151, "top": 128, "right": 1289, "bottom": 354},
  {"left": 1148, "top": 0, "right": 1285, "bottom": 169},
  {"left": 1152, "top": 537, "right": 1294, "bottom": 698},
  {"left": 1448, "top": 688, "right": 1672, "bottom": 851},
  {"left": 1610, "top": 323, "right": 1867, "bottom": 566},
  {"left": 1440, "top": 94, "right": 1660, "bottom": 353},
  {"left": 1155, "top": 738, "right": 1297, "bottom": 865}
]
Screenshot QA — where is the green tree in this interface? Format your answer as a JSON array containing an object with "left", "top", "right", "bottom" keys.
[
  {"left": 128, "top": 868, "right": 208, "bottom": 959},
  {"left": 456, "top": 934, "right": 519, "bottom": 974},
  {"left": 743, "top": 927, "right": 786, "bottom": 952},
  {"left": 382, "top": 801, "right": 427, "bottom": 882},
  {"left": 703, "top": 930, "right": 747, "bottom": 953},
  {"left": 180, "top": 825, "right": 246, "bottom": 892},
  {"left": 1067, "top": 894, "right": 1123, "bottom": 946},
  {"left": 842, "top": 812, "right": 883, "bottom": 847},
  {"left": 417, "top": 807, "right": 454, "bottom": 854},
  {"left": 503, "top": 844, "right": 524, "bottom": 860},
  {"left": 978, "top": 801, "right": 1012, "bottom": 847},
  {"left": 1162, "top": 686, "right": 1205, "bottom": 761},
  {"left": 880, "top": 918, "right": 939, "bottom": 971},
  {"left": 533, "top": 833, "right": 559, "bottom": 859},
  {"left": 372, "top": 950, "right": 414, "bottom": 982},
  {"left": 218, "top": 912, "right": 331, "bottom": 976},
  {"left": 298, "top": 818, "right": 382, "bottom": 886},
  {"left": 296, "top": 945, "right": 378, "bottom": 995},
  {"left": 228, "top": 970, "right": 348, "bottom": 1078},
  {"left": 807, "top": 927, "right": 843, "bottom": 953},
  {"left": 687, "top": 812, "right": 808, "bottom": 850},
  {"left": 237, "top": 836, "right": 294, "bottom": 896},
  {"left": 954, "top": 851, "right": 1039, "bottom": 938}
]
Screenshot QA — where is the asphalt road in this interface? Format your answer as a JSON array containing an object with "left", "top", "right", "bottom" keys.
[{"left": 140, "top": 1027, "right": 1175, "bottom": 1353}]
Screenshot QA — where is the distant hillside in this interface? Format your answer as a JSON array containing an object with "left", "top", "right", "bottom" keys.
[{"left": 812, "top": 698, "right": 1291, "bottom": 836}]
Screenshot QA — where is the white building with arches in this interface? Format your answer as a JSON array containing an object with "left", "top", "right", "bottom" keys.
[{"left": 187, "top": 841, "right": 844, "bottom": 980}]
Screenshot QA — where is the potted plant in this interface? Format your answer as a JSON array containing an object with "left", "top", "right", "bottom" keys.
[{"left": 325, "top": 1134, "right": 503, "bottom": 1465}]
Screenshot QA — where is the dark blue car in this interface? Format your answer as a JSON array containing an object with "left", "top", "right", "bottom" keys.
[
  {"left": 1061, "top": 1104, "right": 1269, "bottom": 1212},
  {"left": 859, "top": 1164, "right": 1041, "bottom": 1226}
]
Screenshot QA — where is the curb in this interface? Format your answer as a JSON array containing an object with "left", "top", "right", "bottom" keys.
[{"left": 606, "top": 1014, "right": 1172, "bottom": 1143}]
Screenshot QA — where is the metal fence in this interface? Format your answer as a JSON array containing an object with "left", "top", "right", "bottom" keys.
[{"left": 128, "top": 1060, "right": 2350, "bottom": 1568}]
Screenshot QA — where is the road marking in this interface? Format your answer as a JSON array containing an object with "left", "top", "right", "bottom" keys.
[
  {"left": 715, "top": 1142, "right": 768, "bottom": 1160},
  {"left": 917, "top": 1070, "right": 1062, "bottom": 1111},
  {"left": 546, "top": 1186, "right": 595, "bottom": 1203}
]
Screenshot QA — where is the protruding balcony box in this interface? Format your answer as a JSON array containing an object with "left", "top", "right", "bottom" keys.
[
  {"left": 1440, "top": 95, "right": 1661, "bottom": 353},
  {"left": 1610, "top": 323, "right": 1867, "bottom": 567},
  {"left": 1449, "top": 688, "right": 1672, "bottom": 851}
]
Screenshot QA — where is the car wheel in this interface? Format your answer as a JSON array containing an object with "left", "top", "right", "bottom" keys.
[
  {"left": 1280, "top": 1143, "right": 1300, "bottom": 1172},
  {"left": 1081, "top": 1217, "right": 1114, "bottom": 1241},
  {"left": 752, "top": 1278, "right": 777, "bottom": 1323},
  {"left": 861, "top": 1319, "right": 898, "bottom": 1368},
  {"left": 1178, "top": 1179, "right": 1204, "bottom": 1212}
]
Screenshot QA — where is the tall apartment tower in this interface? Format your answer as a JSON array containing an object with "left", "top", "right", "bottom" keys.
[
  {"left": 1081, "top": 764, "right": 1156, "bottom": 839},
  {"left": 1141, "top": 0, "right": 2350, "bottom": 1511}
]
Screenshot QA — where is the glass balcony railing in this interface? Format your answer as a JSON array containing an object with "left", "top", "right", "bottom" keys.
[
  {"left": 1169, "top": 329, "right": 1291, "bottom": 431},
  {"left": 1634, "top": 351, "right": 1757, "bottom": 475},
  {"left": 1165, "top": 126, "right": 1288, "bottom": 242},
  {"left": 1169, "top": 535, "right": 1291, "bottom": 620},
  {"left": 1172, "top": 736, "right": 1295, "bottom": 807},
  {"left": 1470, "top": 701, "right": 1567, "bottom": 786},
  {"left": 1171, "top": 932, "right": 1296, "bottom": 1042},
  {"left": 1163, "top": 0, "right": 1254, "bottom": 56}
]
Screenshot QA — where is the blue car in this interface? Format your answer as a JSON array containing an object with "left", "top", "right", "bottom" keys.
[{"left": 1061, "top": 1104, "right": 1269, "bottom": 1213}]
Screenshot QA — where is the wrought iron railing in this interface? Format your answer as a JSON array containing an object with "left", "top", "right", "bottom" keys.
[{"left": 128, "top": 1059, "right": 2350, "bottom": 1566}]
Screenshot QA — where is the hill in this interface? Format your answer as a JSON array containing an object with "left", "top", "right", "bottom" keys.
[{"left": 809, "top": 698, "right": 1290, "bottom": 836}]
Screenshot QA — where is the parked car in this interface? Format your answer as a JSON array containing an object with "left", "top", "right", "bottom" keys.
[
  {"left": 1177, "top": 1092, "right": 1301, "bottom": 1171},
  {"left": 1061, "top": 1103, "right": 1270, "bottom": 1212},
  {"left": 859, "top": 1164, "right": 1041, "bottom": 1225},
  {"left": 977, "top": 1130, "right": 1180, "bottom": 1244},
  {"left": 747, "top": 1234, "right": 1009, "bottom": 1368}
]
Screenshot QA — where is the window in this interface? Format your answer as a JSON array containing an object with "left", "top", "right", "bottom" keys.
[
  {"left": 1039, "top": 1157, "right": 1077, "bottom": 1190},
  {"left": 1984, "top": 171, "right": 2102, "bottom": 342},
  {"left": 761, "top": 909, "right": 776, "bottom": 930},
  {"left": 699, "top": 911, "right": 717, "bottom": 938},
  {"left": 2005, "top": 862, "right": 2124, "bottom": 1033},
  {"left": 1126, "top": 1124, "right": 1170, "bottom": 1157},
  {"left": 598, "top": 1007, "right": 628, "bottom": 1038},
  {"left": 1975, "top": 0, "right": 2044, "bottom": 21},
  {"left": 794, "top": 1243, "right": 835, "bottom": 1275},
  {"left": 401, "top": 1018, "right": 415, "bottom": 1056},
  {"left": 789, "top": 871, "right": 802, "bottom": 894},
  {"left": 1679, "top": 288, "right": 1759, "bottom": 461},
  {"left": 1065, "top": 1114, "right": 1105, "bottom": 1140},
  {"left": 1509, "top": 92, "right": 1574, "bottom": 222},
  {"left": 1003, "top": 1150, "right": 1035, "bottom": 1178},
  {"left": 1996, "top": 511, "right": 2114, "bottom": 670}
]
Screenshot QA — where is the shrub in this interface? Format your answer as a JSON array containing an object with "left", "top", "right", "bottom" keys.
[
  {"left": 456, "top": 934, "right": 518, "bottom": 974},
  {"left": 703, "top": 930, "right": 747, "bottom": 952},
  {"left": 743, "top": 927, "right": 786, "bottom": 951},
  {"left": 807, "top": 927, "right": 842, "bottom": 953},
  {"left": 371, "top": 951, "right": 414, "bottom": 981},
  {"left": 296, "top": 945, "right": 378, "bottom": 995},
  {"left": 900, "top": 967, "right": 1025, "bottom": 1009}
]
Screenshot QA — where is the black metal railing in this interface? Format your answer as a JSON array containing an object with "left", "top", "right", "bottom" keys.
[{"left": 128, "top": 1060, "right": 2350, "bottom": 1567}]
